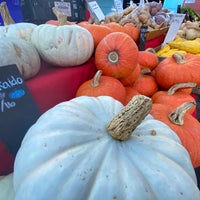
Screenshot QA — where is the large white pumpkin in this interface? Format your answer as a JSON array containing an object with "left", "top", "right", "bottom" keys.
[
  {"left": 13, "top": 95, "right": 200, "bottom": 200},
  {"left": 31, "top": 24, "right": 94, "bottom": 67},
  {"left": 0, "top": 37, "right": 41, "bottom": 80}
]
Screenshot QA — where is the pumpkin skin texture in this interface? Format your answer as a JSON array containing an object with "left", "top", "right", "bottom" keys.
[
  {"left": 0, "top": 37, "right": 41, "bottom": 80},
  {"left": 78, "top": 23, "right": 112, "bottom": 49},
  {"left": 76, "top": 70, "right": 126, "bottom": 104},
  {"left": 154, "top": 53, "right": 200, "bottom": 89},
  {"left": 150, "top": 102, "right": 200, "bottom": 168},
  {"left": 31, "top": 24, "right": 94, "bottom": 67},
  {"left": 13, "top": 96, "right": 200, "bottom": 200},
  {"left": 95, "top": 32, "right": 139, "bottom": 79},
  {"left": 119, "top": 63, "right": 141, "bottom": 86},
  {"left": 0, "top": 173, "right": 14, "bottom": 200},
  {"left": 138, "top": 51, "right": 159, "bottom": 70},
  {"left": 123, "top": 23, "right": 140, "bottom": 43}
]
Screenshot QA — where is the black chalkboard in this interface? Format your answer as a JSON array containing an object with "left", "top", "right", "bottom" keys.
[{"left": 0, "top": 64, "right": 40, "bottom": 156}]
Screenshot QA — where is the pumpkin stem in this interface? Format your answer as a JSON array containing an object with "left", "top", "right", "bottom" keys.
[
  {"left": 172, "top": 53, "right": 187, "bottom": 64},
  {"left": 167, "top": 82, "right": 196, "bottom": 95},
  {"left": 108, "top": 51, "right": 119, "bottom": 64},
  {"left": 107, "top": 95, "right": 152, "bottom": 141},
  {"left": 91, "top": 70, "right": 102, "bottom": 87},
  {"left": 0, "top": 1, "right": 15, "bottom": 25},
  {"left": 141, "top": 68, "right": 151, "bottom": 75},
  {"left": 52, "top": 7, "right": 67, "bottom": 26},
  {"left": 168, "top": 101, "right": 196, "bottom": 126}
]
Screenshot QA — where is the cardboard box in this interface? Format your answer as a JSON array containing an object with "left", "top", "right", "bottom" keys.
[{"left": 21, "top": 0, "right": 87, "bottom": 24}]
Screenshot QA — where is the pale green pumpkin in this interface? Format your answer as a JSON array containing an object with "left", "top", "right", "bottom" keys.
[
  {"left": 0, "top": 173, "right": 14, "bottom": 200},
  {"left": 13, "top": 95, "right": 200, "bottom": 200}
]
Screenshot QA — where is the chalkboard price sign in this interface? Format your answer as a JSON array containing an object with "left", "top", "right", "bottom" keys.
[{"left": 0, "top": 64, "right": 40, "bottom": 157}]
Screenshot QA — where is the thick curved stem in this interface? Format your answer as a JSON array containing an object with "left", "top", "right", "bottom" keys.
[
  {"left": 107, "top": 95, "right": 152, "bottom": 141},
  {"left": 52, "top": 7, "right": 67, "bottom": 26},
  {"left": 91, "top": 70, "right": 102, "bottom": 88},
  {"left": 167, "top": 82, "right": 196, "bottom": 95},
  {"left": 172, "top": 53, "right": 187, "bottom": 64},
  {"left": 168, "top": 101, "right": 196, "bottom": 126}
]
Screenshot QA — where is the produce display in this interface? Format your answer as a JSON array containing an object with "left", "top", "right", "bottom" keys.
[{"left": 1, "top": 0, "right": 200, "bottom": 199}]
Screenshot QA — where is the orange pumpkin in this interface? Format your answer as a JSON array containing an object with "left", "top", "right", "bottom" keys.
[
  {"left": 154, "top": 53, "right": 200, "bottom": 89},
  {"left": 123, "top": 23, "right": 140, "bottom": 43},
  {"left": 124, "top": 86, "right": 140, "bottom": 105},
  {"left": 95, "top": 32, "right": 139, "bottom": 79},
  {"left": 78, "top": 23, "right": 112, "bottom": 49},
  {"left": 138, "top": 50, "right": 159, "bottom": 70},
  {"left": 150, "top": 102, "right": 200, "bottom": 168},
  {"left": 76, "top": 70, "right": 126, "bottom": 104},
  {"left": 120, "top": 63, "right": 141, "bottom": 86},
  {"left": 102, "top": 22, "right": 129, "bottom": 34},
  {"left": 151, "top": 82, "right": 196, "bottom": 114},
  {"left": 131, "top": 68, "right": 158, "bottom": 97}
]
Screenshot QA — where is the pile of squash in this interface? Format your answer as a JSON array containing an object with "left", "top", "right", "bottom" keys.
[{"left": 2, "top": 1, "right": 200, "bottom": 200}]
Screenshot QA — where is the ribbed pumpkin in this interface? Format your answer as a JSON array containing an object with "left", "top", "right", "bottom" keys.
[
  {"left": 95, "top": 32, "right": 139, "bottom": 79},
  {"left": 150, "top": 102, "right": 200, "bottom": 168},
  {"left": 151, "top": 82, "right": 196, "bottom": 114},
  {"left": 154, "top": 53, "right": 200, "bottom": 89},
  {"left": 13, "top": 95, "right": 200, "bottom": 200},
  {"left": 76, "top": 70, "right": 126, "bottom": 104}
]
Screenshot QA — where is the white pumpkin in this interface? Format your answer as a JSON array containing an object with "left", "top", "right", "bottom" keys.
[
  {"left": 0, "top": 22, "right": 37, "bottom": 42},
  {"left": 0, "top": 173, "right": 14, "bottom": 200},
  {"left": 31, "top": 24, "right": 94, "bottom": 67},
  {"left": 13, "top": 95, "right": 200, "bottom": 200},
  {"left": 0, "top": 37, "right": 41, "bottom": 80}
]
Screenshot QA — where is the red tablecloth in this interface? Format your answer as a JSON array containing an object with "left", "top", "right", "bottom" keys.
[
  {"left": 27, "top": 57, "right": 97, "bottom": 114},
  {"left": 0, "top": 57, "right": 97, "bottom": 175}
]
